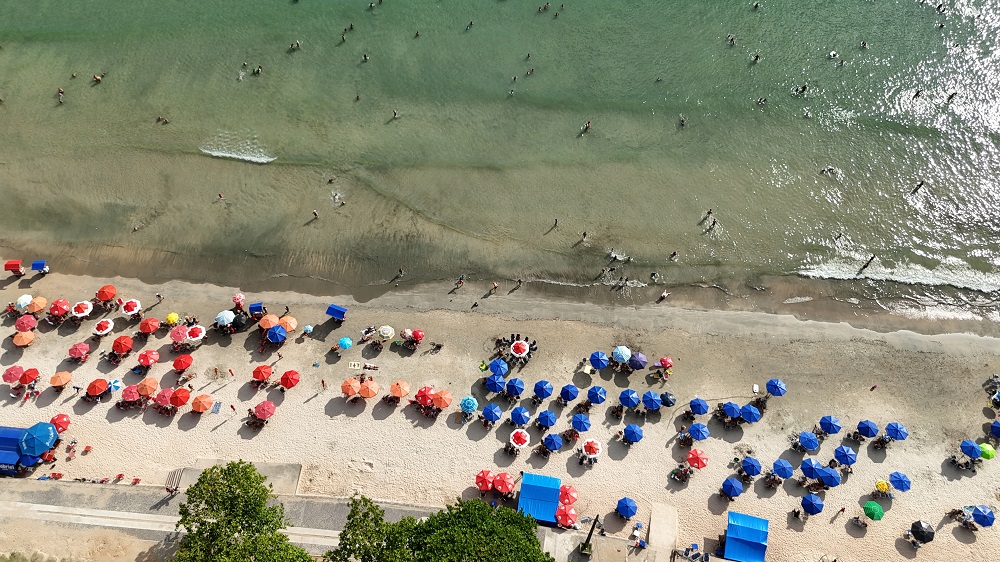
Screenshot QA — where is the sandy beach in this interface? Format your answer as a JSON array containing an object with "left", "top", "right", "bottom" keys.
[{"left": 0, "top": 272, "right": 997, "bottom": 560}]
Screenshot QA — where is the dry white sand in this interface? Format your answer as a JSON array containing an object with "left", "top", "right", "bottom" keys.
[{"left": 1, "top": 273, "right": 998, "bottom": 561}]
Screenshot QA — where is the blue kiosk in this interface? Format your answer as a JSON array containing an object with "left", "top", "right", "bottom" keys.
[
  {"left": 723, "top": 511, "right": 769, "bottom": 562},
  {"left": 0, "top": 425, "right": 49, "bottom": 476},
  {"left": 517, "top": 473, "right": 561, "bottom": 526}
]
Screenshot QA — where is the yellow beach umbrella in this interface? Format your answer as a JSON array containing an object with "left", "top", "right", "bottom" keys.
[
  {"left": 165, "top": 312, "right": 180, "bottom": 325},
  {"left": 875, "top": 480, "right": 889, "bottom": 493}
]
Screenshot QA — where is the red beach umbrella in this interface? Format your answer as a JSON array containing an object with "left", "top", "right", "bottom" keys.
[
  {"left": 659, "top": 356, "right": 674, "bottom": 369},
  {"left": 49, "top": 298, "right": 71, "bottom": 317},
  {"left": 493, "top": 472, "right": 515, "bottom": 494},
  {"left": 415, "top": 386, "right": 435, "bottom": 406},
  {"left": 138, "top": 349, "right": 160, "bottom": 367},
  {"left": 475, "top": 470, "right": 495, "bottom": 492},
  {"left": 139, "top": 317, "right": 160, "bottom": 333},
  {"left": 170, "top": 388, "right": 190, "bottom": 407},
  {"left": 122, "top": 385, "right": 140, "bottom": 401},
  {"left": 72, "top": 301, "right": 93, "bottom": 318},
  {"left": 186, "top": 325, "right": 206, "bottom": 341},
  {"left": 96, "top": 285, "right": 117, "bottom": 301},
  {"left": 173, "top": 354, "right": 193, "bottom": 371},
  {"left": 687, "top": 449, "right": 709, "bottom": 469},
  {"left": 50, "top": 414, "right": 71, "bottom": 433},
  {"left": 68, "top": 342, "right": 90, "bottom": 359},
  {"left": 14, "top": 315, "right": 36, "bottom": 332},
  {"left": 254, "top": 400, "right": 276, "bottom": 420},
  {"left": 87, "top": 379, "right": 109, "bottom": 396},
  {"left": 279, "top": 370, "right": 300, "bottom": 389},
  {"left": 510, "top": 429, "right": 530, "bottom": 448},
  {"left": 19, "top": 368, "right": 39, "bottom": 385},
  {"left": 112, "top": 336, "right": 133, "bottom": 354},
  {"left": 2, "top": 366, "right": 23, "bottom": 384},
  {"left": 121, "top": 299, "right": 141, "bottom": 315},
  {"left": 154, "top": 387, "right": 174, "bottom": 406},
  {"left": 169, "top": 325, "right": 189, "bottom": 342},
  {"left": 556, "top": 504, "right": 578, "bottom": 526},
  {"left": 511, "top": 340, "right": 529, "bottom": 357},
  {"left": 252, "top": 365, "right": 272, "bottom": 381},
  {"left": 412, "top": 329, "right": 425, "bottom": 342},
  {"left": 559, "top": 485, "right": 579, "bottom": 505}
]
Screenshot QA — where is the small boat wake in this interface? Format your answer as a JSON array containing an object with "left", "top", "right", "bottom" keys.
[{"left": 199, "top": 130, "right": 276, "bottom": 164}]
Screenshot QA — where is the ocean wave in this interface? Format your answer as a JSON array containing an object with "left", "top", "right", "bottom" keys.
[
  {"left": 882, "top": 302, "right": 987, "bottom": 323},
  {"left": 199, "top": 131, "right": 276, "bottom": 164},
  {"left": 799, "top": 256, "right": 1000, "bottom": 294}
]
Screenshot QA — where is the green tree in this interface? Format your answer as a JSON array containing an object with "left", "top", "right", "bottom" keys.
[
  {"left": 174, "top": 460, "right": 312, "bottom": 562},
  {"left": 326, "top": 495, "right": 413, "bottom": 562}
]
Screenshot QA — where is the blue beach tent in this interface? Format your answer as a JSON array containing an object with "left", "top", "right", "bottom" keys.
[
  {"left": 325, "top": 304, "right": 348, "bottom": 320},
  {"left": 517, "top": 473, "right": 561, "bottom": 526},
  {"left": 724, "top": 511, "right": 769, "bottom": 562}
]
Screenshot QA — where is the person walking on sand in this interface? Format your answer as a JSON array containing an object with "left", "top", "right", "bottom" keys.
[
  {"left": 490, "top": 282, "right": 499, "bottom": 294},
  {"left": 312, "top": 210, "right": 319, "bottom": 219}
]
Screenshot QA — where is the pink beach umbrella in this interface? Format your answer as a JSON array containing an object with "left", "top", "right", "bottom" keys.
[
  {"left": 233, "top": 293, "right": 245, "bottom": 306},
  {"left": 154, "top": 388, "right": 174, "bottom": 406},
  {"left": 14, "top": 315, "right": 36, "bottom": 332},
  {"left": 169, "top": 325, "right": 189, "bottom": 342},
  {"left": 3, "top": 366, "right": 24, "bottom": 384}
]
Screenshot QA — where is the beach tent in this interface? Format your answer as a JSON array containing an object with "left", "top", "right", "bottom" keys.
[
  {"left": 31, "top": 260, "right": 47, "bottom": 272},
  {"left": 724, "top": 511, "right": 769, "bottom": 562},
  {"left": 0, "top": 426, "right": 39, "bottom": 475},
  {"left": 326, "top": 304, "right": 348, "bottom": 321},
  {"left": 517, "top": 472, "right": 561, "bottom": 526}
]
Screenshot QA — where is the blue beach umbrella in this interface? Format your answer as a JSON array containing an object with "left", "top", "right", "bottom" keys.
[
  {"left": 619, "top": 389, "right": 640, "bottom": 409},
  {"left": 489, "top": 358, "right": 509, "bottom": 377},
  {"left": 888, "top": 472, "right": 911, "bottom": 492},
  {"left": 19, "top": 423, "right": 57, "bottom": 457},
  {"left": 741, "top": 457, "right": 762, "bottom": 477},
  {"left": 560, "top": 384, "right": 579, "bottom": 402},
  {"left": 485, "top": 374, "right": 506, "bottom": 393},
  {"left": 536, "top": 410, "right": 557, "bottom": 428},
  {"left": 961, "top": 439, "right": 982, "bottom": 458},
  {"left": 802, "top": 494, "right": 824, "bottom": 515},
  {"left": 587, "top": 386, "right": 607, "bottom": 404},
  {"left": 628, "top": 352, "right": 648, "bottom": 370},
  {"left": 510, "top": 406, "right": 531, "bottom": 426},
  {"left": 740, "top": 404, "right": 762, "bottom": 423},
  {"left": 819, "top": 467, "right": 841, "bottom": 487},
  {"left": 612, "top": 346, "right": 631, "bottom": 363},
  {"left": 857, "top": 420, "right": 879, "bottom": 439},
  {"left": 641, "top": 391, "right": 662, "bottom": 411},
  {"left": 798, "top": 432, "right": 820, "bottom": 451},
  {"left": 991, "top": 421, "right": 1000, "bottom": 439},
  {"left": 660, "top": 392, "right": 677, "bottom": 407},
  {"left": 337, "top": 336, "right": 353, "bottom": 350},
  {"left": 819, "top": 415, "right": 842, "bottom": 435},
  {"left": 571, "top": 413, "right": 591, "bottom": 432},
  {"left": 543, "top": 433, "right": 563, "bottom": 452},
  {"left": 460, "top": 396, "right": 479, "bottom": 414},
  {"left": 721, "top": 477, "right": 744, "bottom": 498},
  {"left": 885, "top": 422, "right": 908, "bottom": 441},
  {"left": 266, "top": 325, "right": 287, "bottom": 343},
  {"left": 506, "top": 378, "right": 525, "bottom": 397},
  {"left": 623, "top": 424, "right": 643, "bottom": 443},
  {"left": 108, "top": 379, "right": 123, "bottom": 392},
  {"left": 689, "top": 423, "right": 710, "bottom": 441},
  {"left": 616, "top": 497, "right": 638, "bottom": 518},
  {"left": 766, "top": 378, "right": 787, "bottom": 396},
  {"left": 772, "top": 459, "right": 794, "bottom": 479},
  {"left": 482, "top": 404, "right": 502, "bottom": 423},
  {"left": 303, "top": 325, "right": 313, "bottom": 334},
  {"left": 801, "top": 459, "right": 823, "bottom": 479},
  {"left": 834, "top": 445, "right": 857, "bottom": 466},
  {"left": 722, "top": 402, "right": 741, "bottom": 419},
  {"left": 689, "top": 398, "right": 709, "bottom": 415},
  {"left": 972, "top": 505, "right": 995, "bottom": 527},
  {"left": 589, "top": 351, "right": 610, "bottom": 370},
  {"left": 533, "top": 380, "right": 553, "bottom": 399}
]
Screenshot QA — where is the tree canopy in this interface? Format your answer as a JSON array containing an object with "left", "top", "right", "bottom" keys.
[{"left": 174, "top": 460, "right": 312, "bottom": 562}]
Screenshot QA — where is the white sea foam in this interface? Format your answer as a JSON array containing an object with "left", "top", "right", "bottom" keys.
[
  {"left": 882, "top": 302, "right": 985, "bottom": 323},
  {"left": 199, "top": 131, "right": 276, "bottom": 164},
  {"left": 782, "top": 297, "right": 814, "bottom": 304},
  {"left": 799, "top": 256, "right": 1000, "bottom": 294}
]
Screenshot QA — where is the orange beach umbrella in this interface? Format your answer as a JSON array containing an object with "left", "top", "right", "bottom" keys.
[
  {"left": 359, "top": 379, "right": 380, "bottom": 398},
  {"left": 278, "top": 316, "right": 297, "bottom": 332},
  {"left": 86, "top": 379, "right": 109, "bottom": 396},
  {"left": 258, "top": 314, "right": 280, "bottom": 330},
  {"left": 341, "top": 378, "right": 360, "bottom": 396},
  {"left": 389, "top": 380, "right": 410, "bottom": 398},
  {"left": 50, "top": 371, "right": 72, "bottom": 387},
  {"left": 12, "top": 331, "right": 35, "bottom": 347},
  {"left": 137, "top": 377, "right": 158, "bottom": 397},
  {"left": 191, "top": 394, "right": 214, "bottom": 413},
  {"left": 25, "top": 296, "right": 47, "bottom": 314},
  {"left": 432, "top": 390, "right": 453, "bottom": 409}
]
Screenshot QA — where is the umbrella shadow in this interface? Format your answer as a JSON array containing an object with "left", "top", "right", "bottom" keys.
[
  {"left": 866, "top": 441, "right": 888, "bottom": 463},
  {"left": 401, "top": 404, "right": 438, "bottom": 428},
  {"left": 105, "top": 404, "right": 137, "bottom": 423},
  {"left": 786, "top": 511, "right": 806, "bottom": 532},
  {"left": 176, "top": 412, "right": 204, "bottom": 431},
  {"left": 707, "top": 494, "right": 731, "bottom": 515},
  {"left": 893, "top": 537, "right": 919, "bottom": 559},
  {"left": 570, "top": 370, "right": 593, "bottom": 388},
  {"left": 602, "top": 511, "right": 628, "bottom": 534},
  {"left": 95, "top": 358, "right": 125, "bottom": 375},
  {"left": 600, "top": 406, "right": 622, "bottom": 429},
  {"left": 0, "top": 339, "right": 25, "bottom": 363},
  {"left": 237, "top": 422, "right": 263, "bottom": 439},
  {"left": 309, "top": 318, "right": 342, "bottom": 342},
  {"left": 982, "top": 408, "right": 996, "bottom": 420},
  {"left": 33, "top": 387, "right": 62, "bottom": 409},
  {"left": 360, "top": 345, "right": 382, "bottom": 360},
  {"left": 141, "top": 407, "right": 176, "bottom": 428},
  {"left": 564, "top": 454, "right": 589, "bottom": 478},
  {"left": 265, "top": 387, "right": 287, "bottom": 406},
  {"left": 324, "top": 351, "right": 343, "bottom": 365},
  {"left": 492, "top": 447, "right": 516, "bottom": 468},
  {"left": 752, "top": 477, "right": 779, "bottom": 499},
  {"left": 71, "top": 397, "right": 103, "bottom": 415},
  {"left": 844, "top": 519, "right": 867, "bottom": 539},
  {"left": 237, "top": 382, "right": 262, "bottom": 402},
  {"left": 371, "top": 399, "right": 396, "bottom": 421},
  {"left": 782, "top": 477, "right": 807, "bottom": 498},
  {"left": 465, "top": 420, "right": 492, "bottom": 441},
  {"left": 606, "top": 438, "right": 629, "bottom": 461},
  {"left": 389, "top": 343, "right": 417, "bottom": 358},
  {"left": 525, "top": 451, "right": 552, "bottom": 469}
]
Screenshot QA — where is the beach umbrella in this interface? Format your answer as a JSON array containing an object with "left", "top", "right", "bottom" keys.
[
  {"left": 619, "top": 389, "right": 640, "bottom": 408},
  {"left": 278, "top": 316, "right": 297, "bottom": 332},
  {"left": 560, "top": 384, "right": 579, "bottom": 402},
  {"left": 863, "top": 501, "right": 884, "bottom": 521},
  {"left": 215, "top": 310, "right": 236, "bottom": 326},
  {"left": 489, "top": 357, "right": 510, "bottom": 376},
  {"left": 991, "top": 421, "right": 1000, "bottom": 439},
  {"left": 834, "top": 445, "right": 858, "bottom": 466},
  {"left": 165, "top": 312, "right": 180, "bottom": 325},
  {"left": 14, "top": 315, "right": 36, "bottom": 332},
  {"left": 494, "top": 472, "right": 516, "bottom": 494},
  {"left": 7, "top": 367, "right": 28, "bottom": 384},
  {"left": 559, "top": 484, "right": 579, "bottom": 505},
  {"left": 49, "top": 414, "right": 70, "bottom": 434},
  {"left": 482, "top": 404, "right": 502, "bottom": 423},
  {"left": 25, "top": 296, "right": 47, "bottom": 314},
  {"left": 543, "top": 433, "right": 563, "bottom": 452},
  {"left": 112, "top": 336, "right": 133, "bottom": 354},
  {"left": 510, "top": 407, "right": 531, "bottom": 426},
  {"left": 505, "top": 378, "right": 525, "bottom": 397},
  {"left": 587, "top": 386, "right": 607, "bottom": 404},
  {"left": 798, "top": 432, "right": 820, "bottom": 451},
  {"left": 475, "top": 470, "right": 495, "bottom": 492},
  {"left": 137, "top": 349, "right": 159, "bottom": 367},
  {"left": 49, "top": 298, "right": 71, "bottom": 317},
  {"left": 377, "top": 325, "right": 394, "bottom": 340},
  {"left": 342, "top": 378, "right": 361, "bottom": 397},
  {"left": 889, "top": 471, "right": 911, "bottom": 492},
  {"left": 485, "top": 374, "right": 506, "bottom": 394},
  {"left": 571, "top": 413, "right": 591, "bottom": 432},
  {"left": 659, "top": 356, "right": 674, "bottom": 369},
  {"left": 170, "top": 388, "right": 190, "bottom": 407},
  {"left": 93, "top": 319, "right": 114, "bottom": 336},
  {"left": 71, "top": 301, "right": 93, "bottom": 318},
  {"left": 819, "top": 415, "right": 842, "bottom": 435},
  {"left": 411, "top": 329, "right": 425, "bottom": 342},
  {"left": 612, "top": 346, "right": 631, "bottom": 363},
  {"left": 509, "top": 429, "right": 530, "bottom": 449},
  {"left": 186, "top": 326, "right": 207, "bottom": 341},
  {"left": 555, "top": 504, "right": 577, "bottom": 527},
  {"left": 858, "top": 420, "right": 879, "bottom": 438},
  {"left": 359, "top": 380, "right": 380, "bottom": 399},
  {"left": 885, "top": 422, "right": 908, "bottom": 441},
  {"left": 86, "top": 379, "right": 108, "bottom": 396},
  {"left": 818, "top": 467, "right": 841, "bottom": 487},
  {"left": 137, "top": 377, "right": 158, "bottom": 397},
  {"left": 656, "top": 393, "right": 675, "bottom": 409},
  {"left": 689, "top": 423, "right": 710, "bottom": 441},
  {"left": 533, "top": 380, "right": 553, "bottom": 399},
  {"left": 589, "top": 351, "right": 609, "bottom": 370},
  {"left": 169, "top": 325, "right": 189, "bottom": 342},
  {"left": 972, "top": 506, "right": 995, "bottom": 527},
  {"left": 801, "top": 459, "right": 823, "bottom": 479},
  {"left": 910, "top": 521, "right": 935, "bottom": 543},
  {"left": 740, "top": 404, "right": 762, "bottom": 423},
  {"left": 14, "top": 295, "right": 32, "bottom": 311},
  {"left": 154, "top": 388, "right": 174, "bottom": 406},
  {"left": 766, "top": 378, "right": 787, "bottom": 396},
  {"left": 258, "top": 314, "right": 280, "bottom": 329},
  {"left": 50, "top": 371, "right": 72, "bottom": 387},
  {"left": 741, "top": 457, "right": 762, "bottom": 477},
  {"left": 18, "top": 368, "right": 39, "bottom": 386},
  {"left": 801, "top": 494, "right": 824, "bottom": 515},
  {"left": 390, "top": 380, "right": 410, "bottom": 398},
  {"left": 108, "top": 379, "right": 122, "bottom": 393},
  {"left": 252, "top": 365, "right": 272, "bottom": 381},
  {"left": 628, "top": 352, "right": 648, "bottom": 370},
  {"left": 337, "top": 336, "right": 353, "bottom": 350},
  {"left": 641, "top": 391, "right": 662, "bottom": 411},
  {"left": 981, "top": 443, "right": 996, "bottom": 459},
  {"left": 623, "top": 424, "right": 643, "bottom": 443},
  {"left": 303, "top": 325, "right": 313, "bottom": 334},
  {"left": 721, "top": 402, "right": 741, "bottom": 419},
  {"left": 254, "top": 400, "right": 275, "bottom": 420},
  {"left": 191, "top": 394, "right": 213, "bottom": 413},
  {"left": 68, "top": 342, "right": 90, "bottom": 359},
  {"left": 280, "top": 370, "right": 300, "bottom": 389},
  {"left": 19, "top": 422, "right": 57, "bottom": 456},
  {"left": 687, "top": 449, "right": 709, "bottom": 469},
  {"left": 510, "top": 341, "right": 529, "bottom": 357},
  {"left": 122, "top": 385, "right": 140, "bottom": 402},
  {"left": 96, "top": 285, "right": 116, "bottom": 301},
  {"left": 616, "top": 497, "right": 638, "bottom": 518},
  {"left": 582, "top": 439, "right": 603, "bottom": 458},
  {"left": 689, "top": 398, "right": 709, "bottom": 415},
  {"left": 536, "top": 410, "right": 557, "bottom": 428},
  {"left": 875, "top": 480, "right": 890, "bottom": 493},
  {"left": 961, "top": 439, "right": 982, "bottom": 458},
  {"left": 139, "top": 317, "right": 160, "bottom": 333},
  {"left": 772, "top": 459, "right": 794, "bottom": 479},
  {"left": 266, "top": 325, "right": 286, "bottom": 343},
  {"left": 121, "top": 299, "right": 141, "bottom": 315},
  {"left": 173, "top": 354, "right": 193, "bottom": 371},
  {"left": 414, "top": 386, "right": 435, "bottom": 406},
  {"left": 459, "top": 395, "right": 478, "bottom": 414},
  {"left": 231, "top": 292, "right": 246, "bottom": 307},
  {"left": 721, "top": 477, "right": 744, "bottom": 498},
  {"left": 12, "top": 331, "right": 34, "bottom": 347}
]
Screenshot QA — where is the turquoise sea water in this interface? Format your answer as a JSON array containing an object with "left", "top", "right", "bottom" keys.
[{"left": 1, "top": 0, "right": 999, "bottom": 321}]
